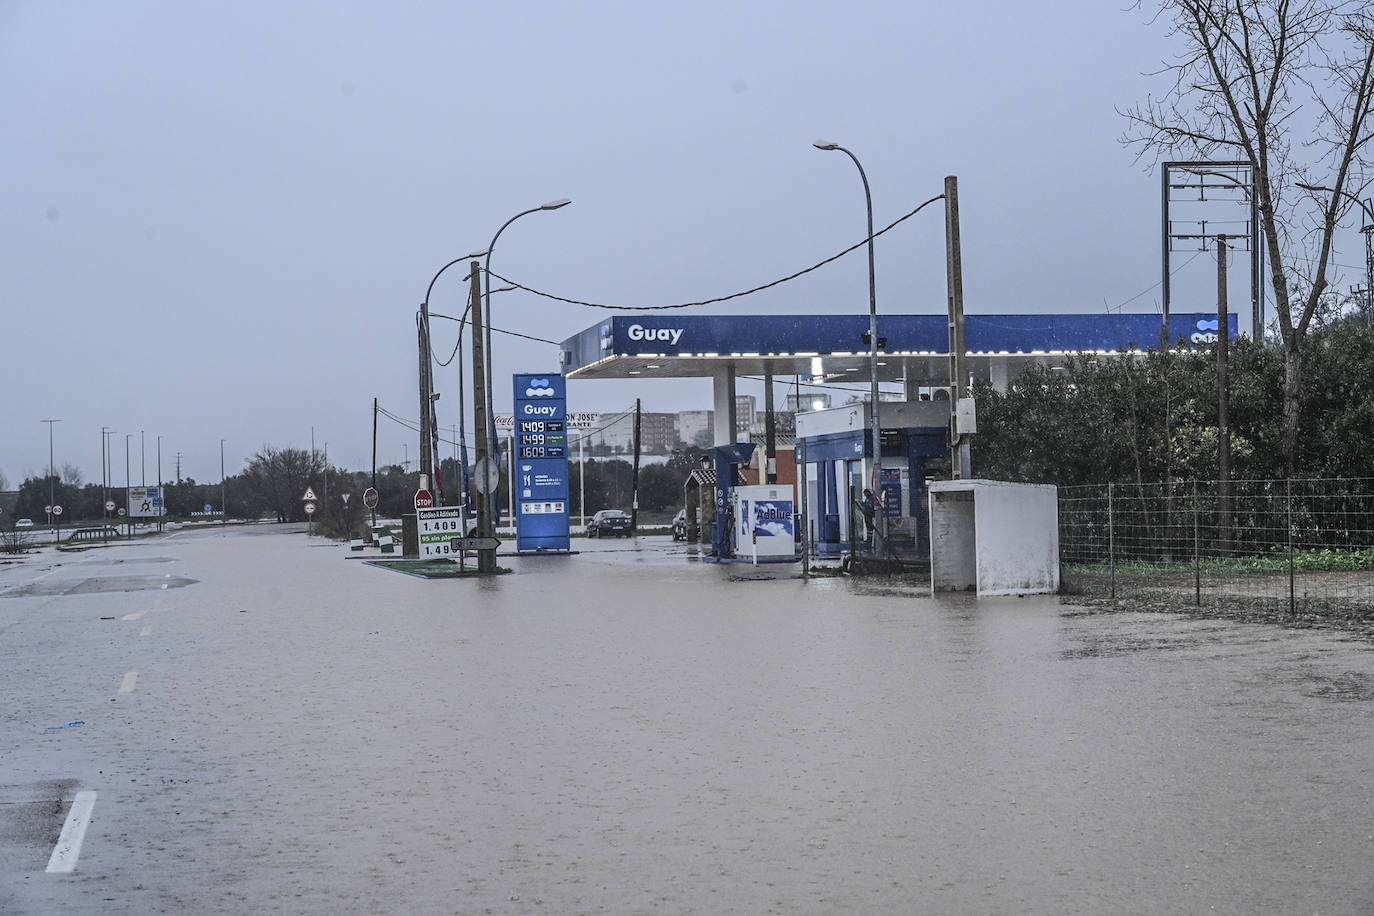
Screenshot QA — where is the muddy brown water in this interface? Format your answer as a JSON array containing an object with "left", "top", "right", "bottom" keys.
[{"left": 2, "top": 527, "right": 1372, "bottom": 914}]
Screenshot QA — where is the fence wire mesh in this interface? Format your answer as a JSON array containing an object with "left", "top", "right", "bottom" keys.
[{"left": 1059, "top": 478, "right": 1374, "bottom": 614}]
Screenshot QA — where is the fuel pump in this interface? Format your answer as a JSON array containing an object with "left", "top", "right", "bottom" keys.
[{"left": 708, "top": 443, "right": 755, "bottom": 558}]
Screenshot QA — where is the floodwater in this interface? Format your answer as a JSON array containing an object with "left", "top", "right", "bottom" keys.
[{"left": 2, "top": 526, "right": 1372, "bottom": 914}]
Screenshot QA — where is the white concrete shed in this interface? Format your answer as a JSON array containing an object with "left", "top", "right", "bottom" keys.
[{"left": 928, "top": 479, "right": 1059, "bottom": 596}]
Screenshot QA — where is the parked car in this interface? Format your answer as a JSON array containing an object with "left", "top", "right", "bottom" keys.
[
  {"left": 15, "top": 518, "right": 34, "bottom": 529},
  {"left": 672, "top": 508, "right": 702, "bottom": 541},
  {"left": 586, "top": 509, "right": 632, "bottom": 538}
]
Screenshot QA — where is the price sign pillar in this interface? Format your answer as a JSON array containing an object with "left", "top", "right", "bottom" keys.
[{"left": 512, "top": 373, "right": 572, "bottom": 552}]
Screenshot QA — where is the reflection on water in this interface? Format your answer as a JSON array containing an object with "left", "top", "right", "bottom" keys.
[{"left": 458, "top": 544, "right": 1374, "bottom": 915}]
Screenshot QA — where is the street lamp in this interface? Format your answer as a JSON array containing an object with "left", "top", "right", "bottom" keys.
[
  {"left": 101, "top": 426, "right": 115, "bottom": 523},
  {"left": 481, "top": 198, "right": 571, "bottom": 536},
  {"left": 220, "top": 439, "right": 227, "bottom": 529},
  {"left": 41, "top": 419, "right": 60, "bottom": 541},
  {"left": 813, "top": 139, "right": 885, "bottom": 550},
  {"left": 419, "top": 248, "right": 488, "bottom": 502}
]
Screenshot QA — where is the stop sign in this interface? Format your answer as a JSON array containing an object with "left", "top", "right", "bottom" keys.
[
  {"left": 363, "top": 487, "right": 379, "bottom": 509},
  {"left": 414, "top": 488, "right": 434, "bottom": 510}
]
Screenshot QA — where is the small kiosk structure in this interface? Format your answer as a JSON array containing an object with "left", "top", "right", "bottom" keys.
[{"left": 928, "top": 479, "right": 1059, "bottom": 595}]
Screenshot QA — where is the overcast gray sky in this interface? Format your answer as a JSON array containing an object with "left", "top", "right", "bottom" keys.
[{"left": 5, "top": 0, "right": 1330, "bottom": 486}]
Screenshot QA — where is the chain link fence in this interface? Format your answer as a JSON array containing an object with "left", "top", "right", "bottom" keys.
[{"left": 1059, "top": 478, "right": 1374, "bottom": 614}]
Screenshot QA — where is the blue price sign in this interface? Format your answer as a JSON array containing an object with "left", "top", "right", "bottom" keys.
[{"left": 513, "top": 374, "right": 571, "bottom": 552}]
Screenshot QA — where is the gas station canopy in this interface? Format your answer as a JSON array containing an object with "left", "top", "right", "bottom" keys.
[{"left": 559, "top": 313, "right": 1232, "bottom": 385}]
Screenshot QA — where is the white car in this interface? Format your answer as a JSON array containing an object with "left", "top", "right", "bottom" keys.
[{"left": 15, "top": 518, "right": 34, "bottom": 528}]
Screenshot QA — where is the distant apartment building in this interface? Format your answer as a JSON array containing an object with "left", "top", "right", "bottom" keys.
[
  {"left": 786, "top": 392, "right": 831, "bottom": 413},
  {"left": 677, "top": 410, "right": 714, "bottom": 448},
  {"left": 641, "top": 412, "right": 678, "bottom": 453}
]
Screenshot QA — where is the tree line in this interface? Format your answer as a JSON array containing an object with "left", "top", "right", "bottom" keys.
[{"left": 973, "top": 319, "right": 1374, "bottom": 487}]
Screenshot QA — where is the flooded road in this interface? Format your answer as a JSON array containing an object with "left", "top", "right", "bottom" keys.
[{"left": 3, "top": 526, "right": 1373, "bottom": 914}]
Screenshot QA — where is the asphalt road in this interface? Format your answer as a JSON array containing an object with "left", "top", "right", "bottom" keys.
[{"left": 2, "top": 525, "right": 1373, "bottom": 915}]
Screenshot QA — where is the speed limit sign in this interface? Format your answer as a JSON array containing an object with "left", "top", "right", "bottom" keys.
[
  {"left": 52, "top": 505, "right": 64, "bottom": 516},
  {"left": 106, "top": 500, "right": 116, "bottom": 512},
  {"left": 304, "top": 501, "right": 317, "bottom": 515}
]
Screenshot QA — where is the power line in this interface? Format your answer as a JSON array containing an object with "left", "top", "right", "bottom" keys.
[{"left": 482, "top": 195, "right": 946, "bottom": 312}]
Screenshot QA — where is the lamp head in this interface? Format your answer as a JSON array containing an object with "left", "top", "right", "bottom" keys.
[
  {"left": 813, "top": 139, "right": 840, "bottom": 151},
  {"left": 540, "top": 198, "right": 572, "bottom": 210}
]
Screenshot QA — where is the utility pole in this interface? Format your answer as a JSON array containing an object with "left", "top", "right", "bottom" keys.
[
  {"left": 220, "top": 439, "right": 227, "bottom": 529},
  {"left": 41, "top": 419, "right": 59, "bottom": 541},
  {"left": 417, "top": 304, "right": 433, "bottom": 495},
  {"left": 125, "top": 434, "right": 132, "bottom": 539},
  {"left": 1216, "top": 234, "right": 1231, "bottom": 556},
  {"left": 175, "top": 452, "right": 182, "bottom": 484},
  {"left": 372, "top": 397, "right": 378, "bottom": 528},
  {"left": 630, "top": 398, "right": 642, "bottom": 533},
  {"left": 157, "top": 435, "right": 163, "bottom": 532},
  {"left": 764, "top": 370, "right": 777, "bottom": 484},
  {"left": 944, "top": 175, "right": 970, "bottom": 479},
  {"left": 468, "top": 261, "right": 494, "bottom": 573}
]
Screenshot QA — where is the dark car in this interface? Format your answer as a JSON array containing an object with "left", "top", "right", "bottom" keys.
[{"left": 586, "top": 509, "right": 632, "bottom": 538}]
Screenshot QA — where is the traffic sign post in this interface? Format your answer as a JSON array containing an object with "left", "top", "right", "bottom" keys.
[
  {"left": 450, "top": 536, "right": 502, "bottom": 552},
  {"left": 52, "top": 504, "right": 63, "bottom": 545},
  {"left": 363, "top": 486, "right": 379, "bottom": 529}
]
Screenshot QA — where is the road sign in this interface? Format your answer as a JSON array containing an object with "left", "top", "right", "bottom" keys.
[
  {"left": 304, "top": 501, "right": 316, "bottom": 515},
  {"left": 450, "top": 536, "right": 502, "bottom": 551},
  {"left": 472, "top": 457, "right": 499, "bottom": 495},
  {"left": 44, "top": 505, "right": 52, "bottom": 515},
  {"left": 128, "top": 486, "right": 163, "bottom": 518},
  {"left": 52, "top": 505, "right": 63, "bottom": 516},
  {"left": 416, "top": 506, "right": 462, "bottom": 556},
  {"left": 106, "top": 500, "right": 116, "bottom": 512},
  {"left": 363, "top": 487, "right": 379, "bottom": 509},
  {"left": 341, "top": 493, "right": 351, "bottom": 506},
  {"left": 302, "top": 486, "right": 317, "bottom": 501},
  {"left": 118, "top": 507, "right": 127, "bottom": 517},
  {"left": 414, "top": 488, "right": 434, "bottom": 510}
]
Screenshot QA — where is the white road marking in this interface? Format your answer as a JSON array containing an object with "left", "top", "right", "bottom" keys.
[
  {"left": 160, "top": 583, "right": 168, "bottom": 590},
  {"left": 119, "top": 671, "right": 139, "bottom": 694},
  {"left": 122, "top": 610, "right": 147, "bottom": 621},
  {"left": 45, "top": 790, "right": 97, "bottom": 874},
  {"left": 141, "top": 625, "right": 153, "bottom": 637}
]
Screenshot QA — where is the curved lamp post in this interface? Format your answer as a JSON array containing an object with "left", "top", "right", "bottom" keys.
[
  {"left": 813, "top": 140, "right": 885, "bottom": 551},
  {"left": 418, "top": 249, "right": 488, "bottom": 499},
  {"left": 481, "top": 198, "right": 571, "bottom": 534}
]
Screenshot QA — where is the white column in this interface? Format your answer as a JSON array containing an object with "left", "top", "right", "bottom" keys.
[{"left": 712, "top": 365, "right": 736, "bottom": 445}]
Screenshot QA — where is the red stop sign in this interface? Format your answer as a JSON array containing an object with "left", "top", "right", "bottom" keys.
[{"left": 414, "top": 488, "right": 433, "bottom": 510}]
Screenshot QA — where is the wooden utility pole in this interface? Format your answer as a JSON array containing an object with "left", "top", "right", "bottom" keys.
[
  {"left": 630, "top": 398, "right": 642, "bottom": 533},
  {"left": 418, "top": 304, "right": 433, "bottom": 493},
  {"left": 1216, "top": 234, "right": 1231, "bottom": 556},
  {"left": 468, "top": 263, "right": 494, "bottom": 573},
  {"left": 944, "top": 175, "right": 970, "bottom": 478},
  {"left": 764, "top": 368, "right": 777, "bottom": 484}
]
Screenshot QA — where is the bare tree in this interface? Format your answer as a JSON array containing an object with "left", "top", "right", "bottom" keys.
[
  {"left": 0, "top": 468, "right": 9, "bottom": 491},
  {"left": 1123, "top": 0, "right": 1374, "bottom": 473},
  {"left": 60, "top": 462, "right": 83, "bottom": 487}
]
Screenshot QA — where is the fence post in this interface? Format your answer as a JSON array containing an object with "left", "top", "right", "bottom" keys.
[
  {"left": 1108, "top": 482, "right": 1116, "bottom": 599},
  {"left": 1287, "top": 477, "right": 1295, "bottom": 616},
  {"left": 1193, "top": 478, "right": 1201, "bottom": 606}
]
